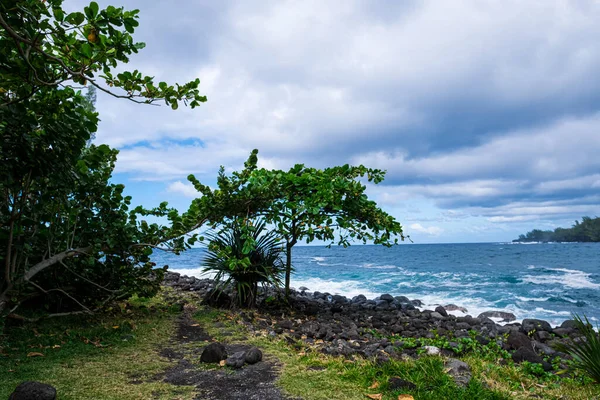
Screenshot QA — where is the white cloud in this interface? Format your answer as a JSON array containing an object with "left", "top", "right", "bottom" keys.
[
  {"left": 166, "top": 181, "right": 199, "bottom": 198},
  {"left": 409, "top": 223, "right": 443, "bottom": 236}
]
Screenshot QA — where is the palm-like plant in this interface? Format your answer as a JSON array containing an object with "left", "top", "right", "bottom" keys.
[
  {"left": 555, "top": 314, "right": 600, "bottom": 383},
  {"left": 202, "top": 218, "right": 285, "bottom": 308}
]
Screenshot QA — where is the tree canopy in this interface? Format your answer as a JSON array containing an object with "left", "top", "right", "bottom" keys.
[
  {"left": 185, "top": 150, "right": 406, "bottom": 298},
  {"left": 0, "top": 0, "right": 205, "bottom": 319},
  {"left": 513, "top": 217, "right": 600, "bottom": 243}
]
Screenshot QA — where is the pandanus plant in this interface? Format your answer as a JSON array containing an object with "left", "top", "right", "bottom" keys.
[{"left": 202, "top": 218, "right": 285, "bottom": 308}]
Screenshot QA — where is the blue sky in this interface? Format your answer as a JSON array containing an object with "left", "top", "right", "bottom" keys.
[{"left": 80, "top": 0, "right": 600, "bottom": 243}]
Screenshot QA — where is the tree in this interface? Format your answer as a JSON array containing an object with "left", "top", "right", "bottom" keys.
[
  {"left": 250, "top": 164, "right": 405, "bottom": 297},
  {"left": 0, "top": 0, "right": 206, "bottom": 108},
  {"left": 0, "top": 0, "right": 206, "bottom": 319},
  {"left": 185, "top": 151, "right": 406, "bottom": 299}
]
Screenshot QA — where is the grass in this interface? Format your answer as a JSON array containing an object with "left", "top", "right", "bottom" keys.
[
  {"left": 2, "top": 290, "right": 600, "bottom": 400},
  {"left": 194, "top": 307, "right": 600, "bottom": 400},
  {"left": 0, "top": 292, "right": 195, "bottom": 400}
]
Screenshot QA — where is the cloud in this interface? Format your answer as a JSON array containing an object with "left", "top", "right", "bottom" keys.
[
  {"left": 78, "top": 0, "right": 600, "bottom": 240},
  {"left": 166, "top": 181, "right": 199, "bottom": 198},
  {"left": 409, "top": 223, "right": 443, "bottom": 236}
]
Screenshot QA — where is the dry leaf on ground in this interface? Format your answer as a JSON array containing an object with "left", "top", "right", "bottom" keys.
[
  {"left": 398, "top": 395, "right": 414, "bottom": 400},
  {"left": 27, "top": 352, "right": 44, "bottom": 357},
  {"left": 368, "top": 381, "right": 380, "bottom": 389},
  {"left": 366, "top": 394, "right": 382, "bottom": 400}
]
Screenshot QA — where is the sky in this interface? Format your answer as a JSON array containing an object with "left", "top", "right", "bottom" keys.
[{"left": 77, "top": 0, "right": 600, "bottom": 243}]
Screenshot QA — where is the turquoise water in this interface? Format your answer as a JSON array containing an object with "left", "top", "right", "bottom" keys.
[{"left": 152, "top": 242, "right": 600, "bottom": 326}]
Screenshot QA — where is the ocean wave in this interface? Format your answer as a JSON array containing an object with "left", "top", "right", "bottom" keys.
[
  {"left": 311, "top": 257, "right": 326, "bottom": 262},
  {"left": 515, "top": 296, "right": 549, "bottom": 302},
  {"left": 522, "top": 268, "right": 600, "bottom": 289},
  {"left": 361, "top": 264, "right": 399, "bottom": 270},
  {"left": 290, "top": 277, "right": 379, "bottom": 298}
]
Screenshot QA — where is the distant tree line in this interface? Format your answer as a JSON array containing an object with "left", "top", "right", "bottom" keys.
[{"left": 513, "top": 217, "right": 600, "bottom": 243}]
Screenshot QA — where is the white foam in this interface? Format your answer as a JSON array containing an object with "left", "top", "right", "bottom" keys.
[
  {"left": 311, "top": 257, "right": 326, "bottom": 262},
  {"left": 290, "top": 277, "right": 379, "bottom": 298},
  {"left": 523, "top": 268, "right": 600, "bottom": 289},
  {"left": 362, "top": 264, "right": 399, "bottom": 270},
  {"left": 516, "top": 296, "right": 549, "bottom": 302}
]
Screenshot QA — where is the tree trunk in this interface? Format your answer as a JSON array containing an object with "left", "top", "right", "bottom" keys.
[{"left": 285, "top": 238, "right": 296, "bottom": 299}]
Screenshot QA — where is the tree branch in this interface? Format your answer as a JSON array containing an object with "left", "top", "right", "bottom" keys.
[{"left": 23, "top": 246, "right": 91, "bottom": 281}]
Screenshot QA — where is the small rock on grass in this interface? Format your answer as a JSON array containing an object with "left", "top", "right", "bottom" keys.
[
  {"left": 9, "top": 381, "right": 57, "bottom": 400},
  {"left": 200, "top": 342, "right": 227, "bottom": 363},
  {"left": 225, "top": 351, "right": 247, "bottom": 369},
  {"left": 445, "top": 358, "right": 472, "bottom": 387},
  {"left": 245, "top": 347, "right": 263, "bottom": 364},
  {"left": 388, "top": 377, "right": 417, "bottom": 390}
]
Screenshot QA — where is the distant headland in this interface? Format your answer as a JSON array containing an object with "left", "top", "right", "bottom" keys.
[{"left": 513, "top": 216, "right": 600, "bottom": 243}]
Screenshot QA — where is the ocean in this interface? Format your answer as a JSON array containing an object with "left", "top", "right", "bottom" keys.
[{"left": 151, "top": 242, "right": 600, "bottom": 327}]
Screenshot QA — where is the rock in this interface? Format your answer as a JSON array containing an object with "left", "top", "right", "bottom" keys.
[
  {"left": 226, "top": 351, "right": 247, "bottom": 369},
  {"left": 512, "top": 347, "right": 552, "bottom": 371},
  {"left": 552, "top": 327, "right": 573, "bottom": 337},
  {"left": 477, "top": 311, "right": 516, "bottom": 322},
  {"left": 9, "top": 382, "right": 56, "bottom": 400},
  {"left": 434, "top": 306, "right": 448, "bottom": 317},
  {"left": 560, "top": 320, "right": 578, "bottom": 330},
  {"left": 200, "top": 342, "right": 227, "bottom": 363},
  {"left": 380, "top": 293, "right": 394, "bottom": 302},
  {"left": 445, "top": 358, "right": 472, "bottom": 387},
  {"left": 507, "top": 331, "right": 533, "bottom": 351},
  {"left": 203, "top": 289, "right": 231, "bottom": 308},
  {"left": 411, "top": 299, "right": 423, "bottom": 307},
  {"left": 352, "top": 294, "right": 367, "bottom": 303},
  {"left": 532, "top": 341, "right": 555, "bottom": 356},
  {"left": 422, "top": 346, "right": 440, "bottom": 355},
  {"left": 430, "top": 311, "right": 445, "bottom": 320},
  {"left": 395, "top": 296, "right": 411, "bottom": 304},
  {"left": 522, "top": 319, "right": 553, "bottom": 333},
  {"left": 245, "top": 347, "right": 263, "bottom": 364},
  {"left": 388, "top": 377, "right": 417, "bottom": 390},
  {"left": 277, "top": 320, "right": 294, "bottom": 330},
  {"left": 444, "top": 304, "right": 468, "bottom": 313},
  {"left": 536, "top": 331, "right": 551, "bottom": 341}
]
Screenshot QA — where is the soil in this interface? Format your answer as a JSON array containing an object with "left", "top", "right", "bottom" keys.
[{"left": 152, "top": 309, "right": 297, "bottom": 400}]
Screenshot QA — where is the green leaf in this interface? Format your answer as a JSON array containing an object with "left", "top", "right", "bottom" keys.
[
  {"left": 80, "top": 43, "right": 92, "bottom": 58},
  {"left": 89, "top": 2, "right": 99, "bottom": 18},
  {"left": 66, "top": 12, "right": 85, "bottom": 25},
  {"left": 53, "top": 8, "right": 65, "bottom": 22}
]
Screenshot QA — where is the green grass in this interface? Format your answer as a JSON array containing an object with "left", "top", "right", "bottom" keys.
[
  {"left": 3, "top": 292, "right": 600, "bottom": 400},
  {"left": 0, "top": 292, "right": 195, "bottom": 400},
  {"left": 193, "top": 307, "right": 600, "bottom": 400}
]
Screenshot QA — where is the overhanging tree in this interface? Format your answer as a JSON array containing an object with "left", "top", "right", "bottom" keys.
[{"left": 0, "top": 0, "right": 206, "bottom": 318}]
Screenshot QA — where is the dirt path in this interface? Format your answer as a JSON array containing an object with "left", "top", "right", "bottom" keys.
[{"left": 153, "top": 311, "right": 296, "bottom": 400}]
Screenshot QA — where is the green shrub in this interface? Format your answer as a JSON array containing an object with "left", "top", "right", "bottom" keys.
[
  {"left": 556, "top": 314, "right": 600, "bottom": 383},
  {"left": 202, "top": 218, "right": 285, "bottom": 307}
]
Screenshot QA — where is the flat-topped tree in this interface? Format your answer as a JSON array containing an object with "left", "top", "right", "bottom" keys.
[
  {"left": 184, "top": 151, "right": 406, "bottom": 299},
  {"left": 251, "top": 163, "right": 406, "bottom": 298}
]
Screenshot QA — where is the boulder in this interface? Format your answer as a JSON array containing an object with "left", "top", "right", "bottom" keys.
[
  {"left": 512, "top": 347, "right": 552, "bottom": 371},
  {"left": 522, "top": 319, "right": 553, "bottom": 333},
  {"left": 477, "top": 311, "right": 516, "bottom": 322},
  {"left": 445, "top": 358, "right": 472, "bottom": 387},
  {"left": 444, "top": 304, "right": 468, "bottom": 313},
  {"left": 560, "top": 320, "right": 578, "bottom": 330},
  {"left": 244, "top": 347, "right": 263, "bottom": 364},
  {"left": 507, "top": 331, "right": 533, "bottom": 351},
  {"left": 226, "top": 351, "right": 246, "bottom": 369},
  {"left": 435, "top": 306, "right": 448, "bottom": 317},
  {"left": 9, "top": 382, "right": 56, "bottom": 400},
  {"left": 380, "top": 294, "right": 394, "bottom": 302},
  {"left": 200, "top": 342, "right": 227, "bottom": 363},
  {"left": 430, "top": 311, "right": 445, "bottom": 320}
]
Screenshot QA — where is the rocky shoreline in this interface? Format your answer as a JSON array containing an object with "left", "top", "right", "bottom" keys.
[{"left": 164, "top": 271, "right": 583, "bottom": 375}]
